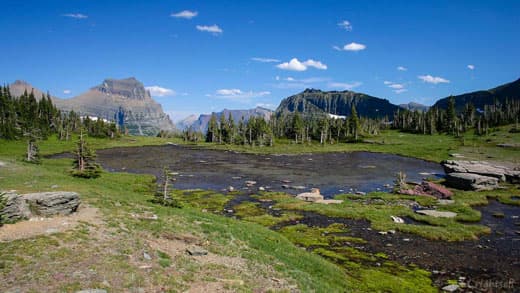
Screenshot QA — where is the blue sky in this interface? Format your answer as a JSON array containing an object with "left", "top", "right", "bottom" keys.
[{"left": 1, "top": 0, "right": 519, "bottom": 121}]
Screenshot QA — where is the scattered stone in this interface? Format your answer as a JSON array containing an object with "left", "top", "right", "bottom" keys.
[
  {"left": 403, "top": 238, "right": 410, "bottom": 242},
  {"left": 441, "top": 284, "right": 459, "bottom": 292},
  {"left": 0, "top": 161, "right": 5, "bottom": 167},
  {"left": 281, "top": 180, "right": 292, "bottom": 184},
  {"left": 258, "top": 186, "right": 265, "bottom": 191},
  {"left": 296, "top": 188, "right": 324, "bottom": 202},
  {"left": 101, "top": 280, "right": 111, "bottom": 288},
  {"left": 45, "top": 228, "right": 59, "bottom": 234},
  {"left": 449, "top": 153, "right": 465, "bottom": 158},
  {"left": 138, "top": 265, "right": 152, "bottom": 269},
  {"left": 388, "top": 230, "right": 396, "bottom": 234},
  {"left": 416, "top": 210, "right": 457, "bottom": 218},
  {"left": 143, "top": 252, "right": 152, "bottom": 261},
  {"left": 359, "top": 165, "right": 376, "bottom": 169},
  {"left": 226, "top": 209, "right": 234, "bottom": 214},
  {"left": 76, "top": 290, "right": 107, "bottom": 293},
  {"left": 291, "top": 185, "right": 307, "bottom": 190},
  {"left": 391, "top": 216, "right": 404, "bottom": 224},
  {"left": 315, "top": 199, "right": 343, "bottom": 204},
  {"left": 492, "top": 212, "right": 505, "bottom": 218},
  {"left": 50, "top": 185, "right": 59, "bottom": 189},
  {"left": 378, "top": 231, "right": 388, "bottom": 235},
  {"left": 281, "top": 184, "right": 290, "bottom": 189},
  {"left": 515, "top": 231, "right": 520, "bottom": 235},
  {"left": 383, "top": 184, "right": 391, "bottom": 188},
  {"left": 385, "top": 243, "right": 393, "bottom": 247},
  {"left": 245, "top": 180, "right": 257, "bottom": 187},
  {"left": 437, "top": 199, "right": 455, "bottom": 205},
  {"left": 355, "top": 191, "right": 366, "bottom": 196},
  {"left": 186, "top": 246, "right": 208, "bottom": 256},
  {"left": 445, "top": 172, "right": 499, "bottom": 191},
  {"left": 227, "top": 186, "right": 235, "bottom": 192}
]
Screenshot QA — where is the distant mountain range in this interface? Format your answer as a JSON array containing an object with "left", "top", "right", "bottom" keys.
[
  {"left": 433, "top": 78, "right": 520, "bottom": 111},
  {"left": 9, "top": 78, "right": 175, "bottom": 136},
  {"left": 179, "top": 107, "right": 273, "bottom": 132},
  {"left": 275, "top": 88, "right": 399, "bottom": 118},
  {"left": 7, "top": 77, "right": 520, "bottom": 135},
  {"left": 399, "top": 102, "right": 429, "bottom": 112}
]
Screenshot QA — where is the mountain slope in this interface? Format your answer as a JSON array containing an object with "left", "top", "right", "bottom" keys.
[
  {"left": 8, "top": 80, "right": 60, "bottom": 101},
  {"left": 399, "top": 102, "right": 429, "bottom": 112},
  {"left": 188, "top": 107, "right": 273, "bottom": 132},
  {"left": 433, "top": 78, "right": 520, "bottom": 111},
  {"left": 275, "top": 89, "right": 398, "bottom": 118}
]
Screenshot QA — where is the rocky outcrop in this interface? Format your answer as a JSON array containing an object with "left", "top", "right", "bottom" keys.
[
  {"left": 442, "top": 160, "right": 520, "bottom": 190},
  {"left": 0, "top": 191, "right": 80, "bottom": 222},
  {"left": 398, "top": 181, "right": 453, "bottom": 199},
  {"left": 445, "top": 173, "right": 499, "bottom": 191}
]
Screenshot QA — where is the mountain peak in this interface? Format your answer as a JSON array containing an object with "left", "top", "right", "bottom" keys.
[
  {"left": 13, "top": 80, "right": 31, "bottom": 86},
  {"left": 93, "top": 77, "right": 149, "bottom": 100}
]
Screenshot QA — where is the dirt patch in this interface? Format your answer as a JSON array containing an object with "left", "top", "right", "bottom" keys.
[{"left": 0, "top": 204, "right": 102, "bottom": 242}]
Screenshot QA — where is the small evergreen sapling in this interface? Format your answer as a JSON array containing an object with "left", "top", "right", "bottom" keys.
[{"left": 72, "top": 129, "right": 101, "bottom": 178}]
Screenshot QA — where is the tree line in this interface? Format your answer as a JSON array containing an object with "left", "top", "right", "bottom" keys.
[
  {"left": 0, "top": 86, "right": 119, "bottom": 140},
  {"left": 392, "top": 97, "right": 520, "bottom": 136}
]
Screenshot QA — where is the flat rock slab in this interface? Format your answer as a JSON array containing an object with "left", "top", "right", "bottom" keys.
[
  {"left": 416, "top": 210, "right": 457, "bottom": 218},
  {"left": 445, "top": 172, "right": 499, "bottom": 191},
  {"left": 443, "top": 160, "right": 508, "bottom": 181},
  {"left": 186, "top": 246, "right": 208, "bottom": 256},
  {"left": 315, "top": 199, "right": 343, "bottom": 204},
  {"left": 1, "top": 191, "right": 80, "bottom": 222}
]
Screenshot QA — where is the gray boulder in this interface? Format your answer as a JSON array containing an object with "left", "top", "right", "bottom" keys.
[
  {"left": 0, "top": 191, "right": 80, "bottom": 221},
  {"left": 442, "top": 160, "right": 508, "bottom": 181},
  {"left": 445, "top": 173, "right": 499, "bottom": 191}
]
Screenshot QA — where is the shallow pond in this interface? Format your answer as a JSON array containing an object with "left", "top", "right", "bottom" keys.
[{"left": 94, "top": 144, "right": 444, "bottom": 196}]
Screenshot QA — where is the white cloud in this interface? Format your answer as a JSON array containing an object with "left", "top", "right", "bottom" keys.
[
  {"left": 62, "top": 13, "right": 88, "bottom": 19},
  {"left": 303, "top": 59, "right": 327, "bottom": 70},
  {"left": 196, "top": 24, "right": 223, "bottom": 35},
  {"left": 251, "top": 57, "right": 280, "bottom": 63},
  {"left": 171, "top": 10, "right": 198, "bottom": 19},
  {"left": 384, "top": 81, "right": 407, "bottom": 94},
  {"left": 145, "top": 86, "right": 176, "bottom": 97},
  {"left": 286, "top": 77, "right": 295, "bottom": 81},
  {"left": 336, "top": 42, "right": 366, "bottom": 51},
  {"left": 338, "top": 20, "right": 352, "bottom": 31},
  {"left": 276, "top": 58, "right": 327, "bottom": 71},
  {"left": 418, "top": 75, "right": 450, "bottom": 84},
  {"left": 213, "top": 89, "right": 270, "bottom": 101},
  {"left": 328, "top": 81, "right": 362, "bottom": 90},
  {"left": 397, "top": 66, "right": 407, "bottom": 71},
  {"left": 63, "top": 89, "right": 71, "bottom": 94},
  {"left": 467, "top": 64, "right": 475, "bottom": 70}
]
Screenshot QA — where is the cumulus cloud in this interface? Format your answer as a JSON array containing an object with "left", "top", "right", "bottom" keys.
[
  {"left": 62, "top": 13, "right": 88, "bottom": 19},
  {"left": 276, "top": 58, "right": 327, "bottom": 71},
  {"left": 213, "top": 89, "right": 270, "bottom": 101},
  {"left": 145, "top": 86, "right": 176, "bottom": 97},
  {"left": 384, "top": 81, "right": 407, "bottom": 94},
  {"left": 418, "top": 75, "right": 450, "bottom": 84},
  {"left": 171, "top": 10, "right": 198, "bottom": 19},
  {"left": 251, "top": 57, "right": 280, "bottom": 63},
  {"left": 196, "top": 24, "right": 223, "bottom": 35},
  {"left": 63, "top": 89, "right": 71, "bottom": 94},
  {"left": 334, "top": 42, "right": 366, "bottom": 52},
  {"left": 397, "top": 66, "right": 407, "bottom": 71},
  {"left": 338, "top": 20, "right": 352, "bottom": 31},
  {"left": 467, "top": 64, "right": 475, "bottom": 70},
  {"left": 328, "top": 81, "right": 362, "bottom": 90}
]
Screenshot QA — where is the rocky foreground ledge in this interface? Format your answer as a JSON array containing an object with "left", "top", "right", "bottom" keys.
[
  {"left": 1, "top": 191, "right": 80, "bottom": 222},
  {"left": 442, "top": 160, "right": 520, "bottom": 190}
]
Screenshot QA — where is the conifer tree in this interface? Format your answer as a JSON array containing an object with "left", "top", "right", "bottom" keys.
[{"left": 72, "top": 129, "right": 101, "bottom": 178}]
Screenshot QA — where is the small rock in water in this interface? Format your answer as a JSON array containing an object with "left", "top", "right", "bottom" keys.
[
  {"left": 227, "top": 186, "right": 235, "bottom": 192},
  {"left": 232, "top": 176, "right": 242, "bottom": 180},
  {"left": 282, "top": 184, "right": 290, "bottom": 189},
  {"left": 441, "top": 284, "right": 459, "bottom": 292},
  {"left": 281, "top": 179, "right": 292, "bottom": 184},
  {"left": 258, "top": 186, "right": 265, "bottom": 191},
  {"left": 245, "top": 180, "right": 257, "bottom": 187},
  {"left": 492, "top": 212, "right": 505, "bottom": 218},
  {"left": 355, "top": 191, "right": 366, "bottom": 196},
  {"left": 378, "top": 231, "right": 388, "bottom": 235},
  {"left": 403, "top": 238, "right": 410, "bottom": 242},
  {"left": 391, "top": 216, "right": 404, "bottom": 224},
  {"left": 291, "top": 185, "right": 306, "bottom": 190},
  {"left": 388, "top": 230, "right": 396, "bottom": 234},
  {"left": 186, "top": 246, "right": 208, "bottom": 256}
]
